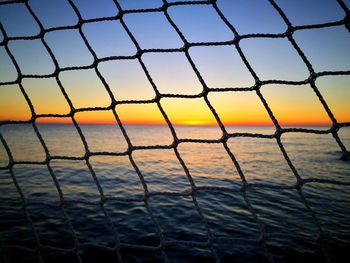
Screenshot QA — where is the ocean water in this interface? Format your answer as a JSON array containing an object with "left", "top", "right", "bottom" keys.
[{"left": 0, "top": 124, "right": 349, "bottom": 263}]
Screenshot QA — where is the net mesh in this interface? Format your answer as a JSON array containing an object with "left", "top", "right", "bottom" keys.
[{"left": 0, "top": 0, "right": 349, "bottom": 262}]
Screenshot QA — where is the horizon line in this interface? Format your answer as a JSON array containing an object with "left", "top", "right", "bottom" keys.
[{"left": 34, "top": 121, "right": 332, "bottom": 127}]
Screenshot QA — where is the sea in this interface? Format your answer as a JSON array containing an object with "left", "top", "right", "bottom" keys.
[{"left": 0, "top": 124, "right": 349, "bottom": 263}]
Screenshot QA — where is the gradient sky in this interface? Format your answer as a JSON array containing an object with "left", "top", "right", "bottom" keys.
[{"left": 0, "top": 0, "right": 349, "bottom": 126}]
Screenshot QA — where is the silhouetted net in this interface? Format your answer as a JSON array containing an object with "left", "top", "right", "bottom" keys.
[{"left": 0, "top": 0, "right": 349, "bottom": 263}]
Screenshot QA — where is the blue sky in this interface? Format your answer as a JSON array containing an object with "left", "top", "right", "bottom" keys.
[{"left": 1, "top": 0, "right": 349, "bottom": 74}]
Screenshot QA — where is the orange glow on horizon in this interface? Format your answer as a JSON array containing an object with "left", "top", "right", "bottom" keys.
[
  {"left": 1, "top": 86, "right": 343, "bottom": 128},
  {"left": 34, "top": 117, "right": 331, "bottom": 127}
]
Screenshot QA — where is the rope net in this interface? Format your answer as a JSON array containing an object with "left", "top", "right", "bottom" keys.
[{"left": 0, "top": 0, "right": 349, "bottom": 262}]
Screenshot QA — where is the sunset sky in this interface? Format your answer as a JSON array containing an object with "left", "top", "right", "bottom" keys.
[{"left": 0, "top": 0, "right": 349, "bottom": 127}]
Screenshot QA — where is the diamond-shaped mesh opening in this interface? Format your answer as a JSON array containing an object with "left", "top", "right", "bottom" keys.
[
  {"left": 167, "top": 4, "right": 234, "bottom": 43},
  {"left": 105, "top": 200, "right": 159, "bottom": 246},
  {"left": 0, "top": 3, "right": 40, "bottom": 37},
  {"left": 50, "top": 159, "right": 101, "bottom": 202},
  {"left": 59, "top": 68, "right": 112, "bottom": 109},
  {"left": 90, "top": 155, "right": 144, "bottom": 199},
  {"left": 65, "top": 203, "right": 116, "bottom": 246},
  {"left": 143, "top": 52, "right": 203, "bottom": 95},
  {"left": 72, "top": 0, "right": 118, "bottom": 20},
  {"left": 0, "top": 0, "right": 349, "bottom": 262},
  {"left": 177, "top": 142, "right": 241, "bottom": 189},
  {"left": 261, "top": 83, "right": 333, "bottom": 128},
  {"left": 196, "top": 191, "right": 261, "bottom": 239},
  {"left": 133, "top": 149, "right": 192, "bottom": 193},
  {"left": 281, "top": 132, "right": 350, "bottom": 182},
  {"left": 29, "top": 0, "right": 78, "bottom": 29},
  {"left": 13, "top": 164, "right": 60, "bottom": 204},
  {"left": 45, "top": 29, "right": 94, "bottom": 68},
  {"left": 217, "top": 0, "right": 287, "bottom": 35},
  {"left": 148, "top": 195, "right": 209, "bottom": 242},
  {"left": 189, "top": 45, "right": 255, "bottom": 89},
  {"left": 28, "top": 203, "right": 75, "bottom": 249},
  {"left": 293, "top": 26, "right": 350, "bottom": 72},
  {"left": 240, "top": 38, "right": 309, "bottom": 81},
  {"left": 83, "top": 20, "right": 137, "bottom": 58},
  {"left": 0, "top": 124, "right": 46, "bottom": 162},
  {"left": 8, "top": 39, "right": 56, "bottom": 75},
  {"left": 36, "top": 118, "right": 85, "bottom": 157},
  {"left": 124, "top": 12, "right": 184, "bottom": 49},
  {"left": 227, "top": 137, "right": 296, "bottom": 187},
  {"left": 22, "top": 78, "right": 71, "bottom": 115},
  {"left": 75, "top": 110, "right": 128, "bottom": 153},
  {"left": 208, "top": 91, "right": 275, "bottom": 133},
  {"left": 99, "top": 59, "right": 156, "bottom": 101}
]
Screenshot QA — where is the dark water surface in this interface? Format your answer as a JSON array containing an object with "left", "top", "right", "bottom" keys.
[{"left": 0, "top": 125, "right": 349, "bottom": 263}]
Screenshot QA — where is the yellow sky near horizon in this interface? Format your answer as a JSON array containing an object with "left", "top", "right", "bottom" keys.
[{"left": 1, "top": 76, "right": 349, "bottom": 127}]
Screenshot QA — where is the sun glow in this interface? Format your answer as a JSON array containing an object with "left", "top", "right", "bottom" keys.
[
  {"left": 1, "top": 83, "right": 348, "bottom": 127},
  {"left": 180, "top": 120, "right": 214, "bottom": 126}
]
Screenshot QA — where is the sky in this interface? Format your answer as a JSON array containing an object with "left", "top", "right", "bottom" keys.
[{"left": 0, "top": 0, "right": 349, "bottom": 127}]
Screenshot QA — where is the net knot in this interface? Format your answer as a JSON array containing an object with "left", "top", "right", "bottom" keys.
[
  {"left": 285, "top": 27, "right": 294, "bottom": 38},
  {"left": 234, "top": 35, "right": 241, "bottom": 43},
  {"left": 15, "top": 73, "right": 23, "bottom": 83},
  {"left": 202, "top": 88, "right": 209, "bottom": 97},
  {"left": 110, "top": 100, "right": 117, "bottom": 108},
  {"left": 172, "top": 139, "right": 180, "bottom": 148},
  {"left": 53, "top": 68, "right": 60, "bottom": 77},
  {"left": 274, "top": 128, "right": 283, "bottom": 138},
  {"left": 254, "top": 79, "right": 262, "bottom": 89},
  {"left": 182, "top": 42, "right": 190, "bottom": 51},
  {"left": 136, "top": 50, "right": 143, "bottom": 58},
  {"left": 84, "top": 151, "right": 91, "bottom": 160},
  {"left": 221, "top": 133, "right": 229, "bottom": 143},
  {"left": 161, "top": 2, "right": 169, "bottom": 10},
  {"left": 38, "top": 29, "right": 45, "bottom": 39}
]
